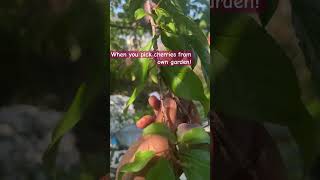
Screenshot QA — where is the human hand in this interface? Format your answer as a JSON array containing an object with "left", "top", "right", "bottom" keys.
[
  {"left": 136, "top": 95, "right": 201, "bottom": 132},
  {"left": 116, "top": 95, "right": 201, "bottom": 180}
]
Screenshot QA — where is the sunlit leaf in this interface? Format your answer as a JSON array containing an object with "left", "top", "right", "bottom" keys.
[
  {"left": 125, "top": 87, "right": 143, "bottom": 113},
  {"left": 161, "top": 5, "right": 210, "bottom": 81},
  {"left": 118, "top": 151, "right": 155, "bottom": 180},
  {"left": 128, "top": 0, "right": 145, "bottom": 18},
  {"left": 160, "top": 66, "right": 210, "bottom": 114},
  {"left": 134, "top": 8, "right": 146, "bottom": 20},
  {"left": 199, "top": 19, "right": 207, "bottom": 29},
  {"left": 143, "top": 123, "right": 177, "bottom": 143},
  {"left": 154, "top": 8, "right": 170, "bottom": 18},
  {"left": 178, "top": 127, "right": 210, "bottom": 145},
  {"left": 187, "top": 35, "right": 210, "bottom": 82}
]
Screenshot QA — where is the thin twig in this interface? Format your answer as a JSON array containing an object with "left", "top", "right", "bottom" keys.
[{"left": 146, "top": 1, "right": 169, "bottom": 126}]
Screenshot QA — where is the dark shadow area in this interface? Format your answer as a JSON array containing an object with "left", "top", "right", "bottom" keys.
[{"left": 0, "top": 0, "right": 107, "bottom": 179}]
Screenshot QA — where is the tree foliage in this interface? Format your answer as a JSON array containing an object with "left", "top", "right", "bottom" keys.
[{"left": 212, "top": 4, "right": 320, "bottom": 178}]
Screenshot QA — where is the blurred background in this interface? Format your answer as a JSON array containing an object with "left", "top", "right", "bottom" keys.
[
  {"left": 109, "top": 0, "right": 210, "bottom": 179},
  {"left": 213, "top": 0, "right": 320, "bottom": 179},
  {"left": 0, "top": 0, "right": 106, "bottom": 179},
  {"left": 260, "top": 0, "right": 320, "bottom": 179}
]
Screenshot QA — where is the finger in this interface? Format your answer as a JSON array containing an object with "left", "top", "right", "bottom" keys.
[
  {"left": 163, "top": 97, "right": 177, "bottom": 124},
  {"left": 138, "top": 135, "right": 170, "bottom": 157},
  {"left": 148, "top": 96, "right": 161, "bottom": 114},
  {"left": 136, "top": 115, "right": 155, "bottom": 129}
]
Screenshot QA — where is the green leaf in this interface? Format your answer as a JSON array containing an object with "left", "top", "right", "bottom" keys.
[
  {"left": 161, "top": 31, "right": 199, "bottom": 70},
  {"left": 124, "top": 39, "right": 155, "bottom": 111},
  {"left": 166, "top": 6, "right": 208, "bottom": 47},
  {"left": 259, "top": 0, "right": 279, "bottom": 26},
  {"left": 156, "top": 5, "right": 209, "bottom": 79},
  {"left": 42, "top": 65, "right": 105, "bottom": 172},
  {"left": 166, "top": 22, "right": 177, "bottom": 33},
  {"left": 160, "top": 66, "right": 210, "bottom": 114},
  {"left": 154, "top": 8, "right": 170, "bottom": 18},
  {"left": 160, "top": 31, "right": 190, "bottom": 51},
  {"left": 128, "top": 0, "right": 145, "bottom": 18},
  {"left": 212, "top": 13, "right": 320, "bottom": 168},
  {"left": 146, "top": 158, "right": 175, "bottom": 180},
  {"left": 118, "top": 151, "right": 155, "bottom": 180},
  {"left": 178, "top": 127, "right": 210, "bottom": 145},
  {"left": 125, "top": 87, "right": 144, "bottom": 113},
  {"left": 134, "top": 8, "right": 146, "bottom": 20},
  {"left": 161, "top": 5, "right": 210, "bottom": 81},
  {"left": 191, "top": 49, "right": 198, "bottom": 70},
  {"left": 179, "top": 149, "right": 210, "bottom": 180},
  {"left": 307, "top": 100, "right": 320, "bottom": 120},
  {"left": 143, "top": 123, "right": 177, "bottom": 143},
  {"left": 155, "top": 8, "right": 177, "bottom": 34},
  {"left": 186, "top": 35, "right": 210, "bottom": 83},
  {"left": 168, "top": 0, "right": 184, "bottom": 13}
]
